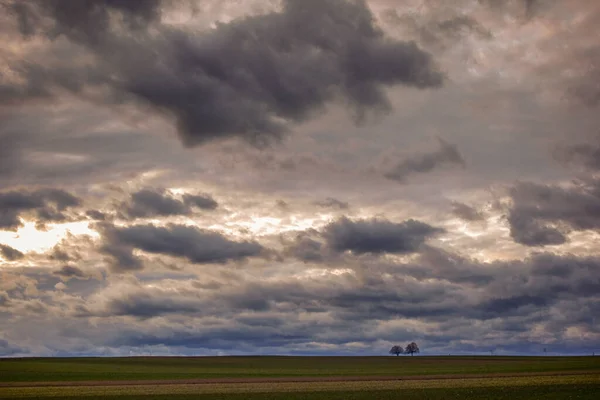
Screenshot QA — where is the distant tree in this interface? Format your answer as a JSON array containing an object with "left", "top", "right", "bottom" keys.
[
  {"left": 389, "top": 345, "right": 404, "bottom": 356},
  {"left": 405, "top": 342, "right": 420, "bottom": 356}
]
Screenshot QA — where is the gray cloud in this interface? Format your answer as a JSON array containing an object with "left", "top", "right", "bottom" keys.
[
  {"left": 384, "top": 138, "right": 465, "bottom": 183},
  {"left": 0, "top": 244, "right": 24, "bottom": 261},
  {"left": 85, "top": 210, "right": 107, "bottom": 221},
  {"left": 0, "top": 338, "right": 25, "bottom": 356},
  {"left": 284, "top": 217, "right": 445, "bottom": 261},
  {"left": 451, "top": 202, "right": 485, "bottom": 222},
  {"left": 0, "top": 188, "right": 81, "bottom": 230},
  {"left": 555, "top": 143, "right": 600, "bottom": 172},
  {"left": 99, "top": 223, "right": 265, "bottom": 271},
  {"left": 507, "top": 210, "right": 567, "bottom": 247},
  {"left": 69, "top": 249, "right": 598, "bottom": 354},
  {"left": 314, "top": 197, "right": 350, "bottom": 210},
  {"left": 7, "top": 0, "right": 443, "bottom": 147},
  {"left": 100, "top": 242, "right": 144, "bottom": 273},
  {"left": 122, "top": 189, "right": 189, "bottom": 219},
  {"left": 11, "top": 0, "right": 161, "bottom": 42},
  {"left": 182, "top": 194, "right": 219, "bottom": 211},
  {"left": 383, "top": 9, "right": 492, "bottom": 51},
  {"left": 285, "top": 234, "right": 325, "bottom": 263},
  {"left": 1, "top": 244, "right": 599, "bottom": 355},
  {"left": 53, "top": 265, "right": 87, "bottom": 280},
  {"left": 507, "top": 180, "right": 600, "bottom": 246},
  {"left": 323, "top": 216, "right": 444, "bottom": 255},
  {"left": 120, "top": 188, "right": 219, "bottom": 219}
]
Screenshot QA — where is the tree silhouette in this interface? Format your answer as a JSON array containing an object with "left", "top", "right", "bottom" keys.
[
  {"left": 405, "top": 342, "right": 420, "bottom": 356},
  {"left": 389, "top": 345, "right": 404, "bottom": 356}
]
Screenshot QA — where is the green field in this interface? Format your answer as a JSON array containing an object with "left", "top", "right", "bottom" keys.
[
  {"left": 2, "top": 356, "right": 599, "bottom": 382},
  {"left": 1, "top": 356, "right": 599, "bottom": 399}
]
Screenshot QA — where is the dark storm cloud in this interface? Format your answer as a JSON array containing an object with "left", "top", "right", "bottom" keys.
[
  {"left": 323, "top": 216, "right": 444, "bottom": 255},
  {"left": 0, "top": 244, "right": 24, "bottom": 261},
  {"left": 384, "top": 139, "right": 465, "bottom": 182},
  {"left": 99, "top": 223, "right": 264, "bottom": 271},
  {"left": 7, "top": 0, "right": 444, "bottom": 146},
  {"left": 0, "top": 188, "right": 81, "bottom": 230},
  {"left": 450, "top": 202, "right": 485, "bottom": 222},
  {"left": 507, "top": 180, "right": 600, "bottom": 246},
  {"left": 121, "top": 0, "right": 445, "bottom": 146}
]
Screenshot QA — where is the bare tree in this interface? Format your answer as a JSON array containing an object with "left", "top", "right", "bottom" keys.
[
  {"left": 389, "top": 345, "right": 404, "bottom": 356},
  {"left": 405, "top": 342, "right": 420, "bottom": 356}
]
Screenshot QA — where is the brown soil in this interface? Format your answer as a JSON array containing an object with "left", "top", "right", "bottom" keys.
[{"left": 1, "top": 370, "right": 598, "bottom": 388}]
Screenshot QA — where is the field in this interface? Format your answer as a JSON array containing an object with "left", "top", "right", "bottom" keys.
[{"left": 1, "top": 356, "right": 599, "bottom": 399}]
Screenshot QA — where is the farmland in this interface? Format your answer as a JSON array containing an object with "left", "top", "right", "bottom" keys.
[{"left": 1, "top": 356, "right": 599, "bottom": 399}]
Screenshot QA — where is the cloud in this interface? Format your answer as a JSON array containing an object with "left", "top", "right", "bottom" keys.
[
  {"left": 283, "top": 216, "right": 445, "bottom": 261},
  {"left": 182, "top": 194, "right": 219, "bottom": 210},
  {"left": 384, "top": 138, "right": 465, "bottom": 183},
  {"left": 7, "top": 0, "right": 444, "bottom": 147},
  {"left": 555, "top": 143, "right": 600, "bottom": 172},
  {"left": 0, "top": 188, "right": 81, "bottom": 230},
  {"left": 284, "top": 234, "right": 325, "bottom": 263},
  {"left": 99, "top": 242, "right": 144, "bottom": 273},
  {"left": 53, "top": 265, "right": 87, "bottom": 280},
  {"left": 0, "top": 291, "right": 9, "bottom": 307},
  {"left": 382, "top": 8, "right": 492, "bottom": 51},
  {"left": 2, "top": 246, "right": 600, "bottom": 355},
  {"left": 120, "top": 188, "right": 219, "bottom": 219},
  {"left": 10, "top": 0, "right": 162, "bottom": 42},
  {"left": 507, "top": 180, "right": 600, "bottom": 246},
  {"left": 99, "top": 223, "right": 265, "bottom": 271},
  {"left": 103, "top": 291, "right": 201, "bottom": 319},
  {"left": 0, "top": 244, "right": 24, "bottom": 261},
  {"left": 507, "top": 210, "right": 567, "bottom": 247},
  {"left": 122, "top": 189, "right": 189, "bottom": 219},
  {"left": 0, "top": 338, "right": 25, "bottom": 356},
  {"left": 314, "top": 197, "right": 350, "bottom": 210},
  {"left": 323, "top": 216, "right": 444, "bottom": 255},
  {"left": 85, "top": 210, "right": 107, "bottom": 221},
  {"left": 450, "top": 202, "right": 485, "bottom": 222}
]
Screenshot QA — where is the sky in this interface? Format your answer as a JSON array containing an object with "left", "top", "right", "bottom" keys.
[{"left": 0, "top": 0, "right": 599, "bottom": 357}]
